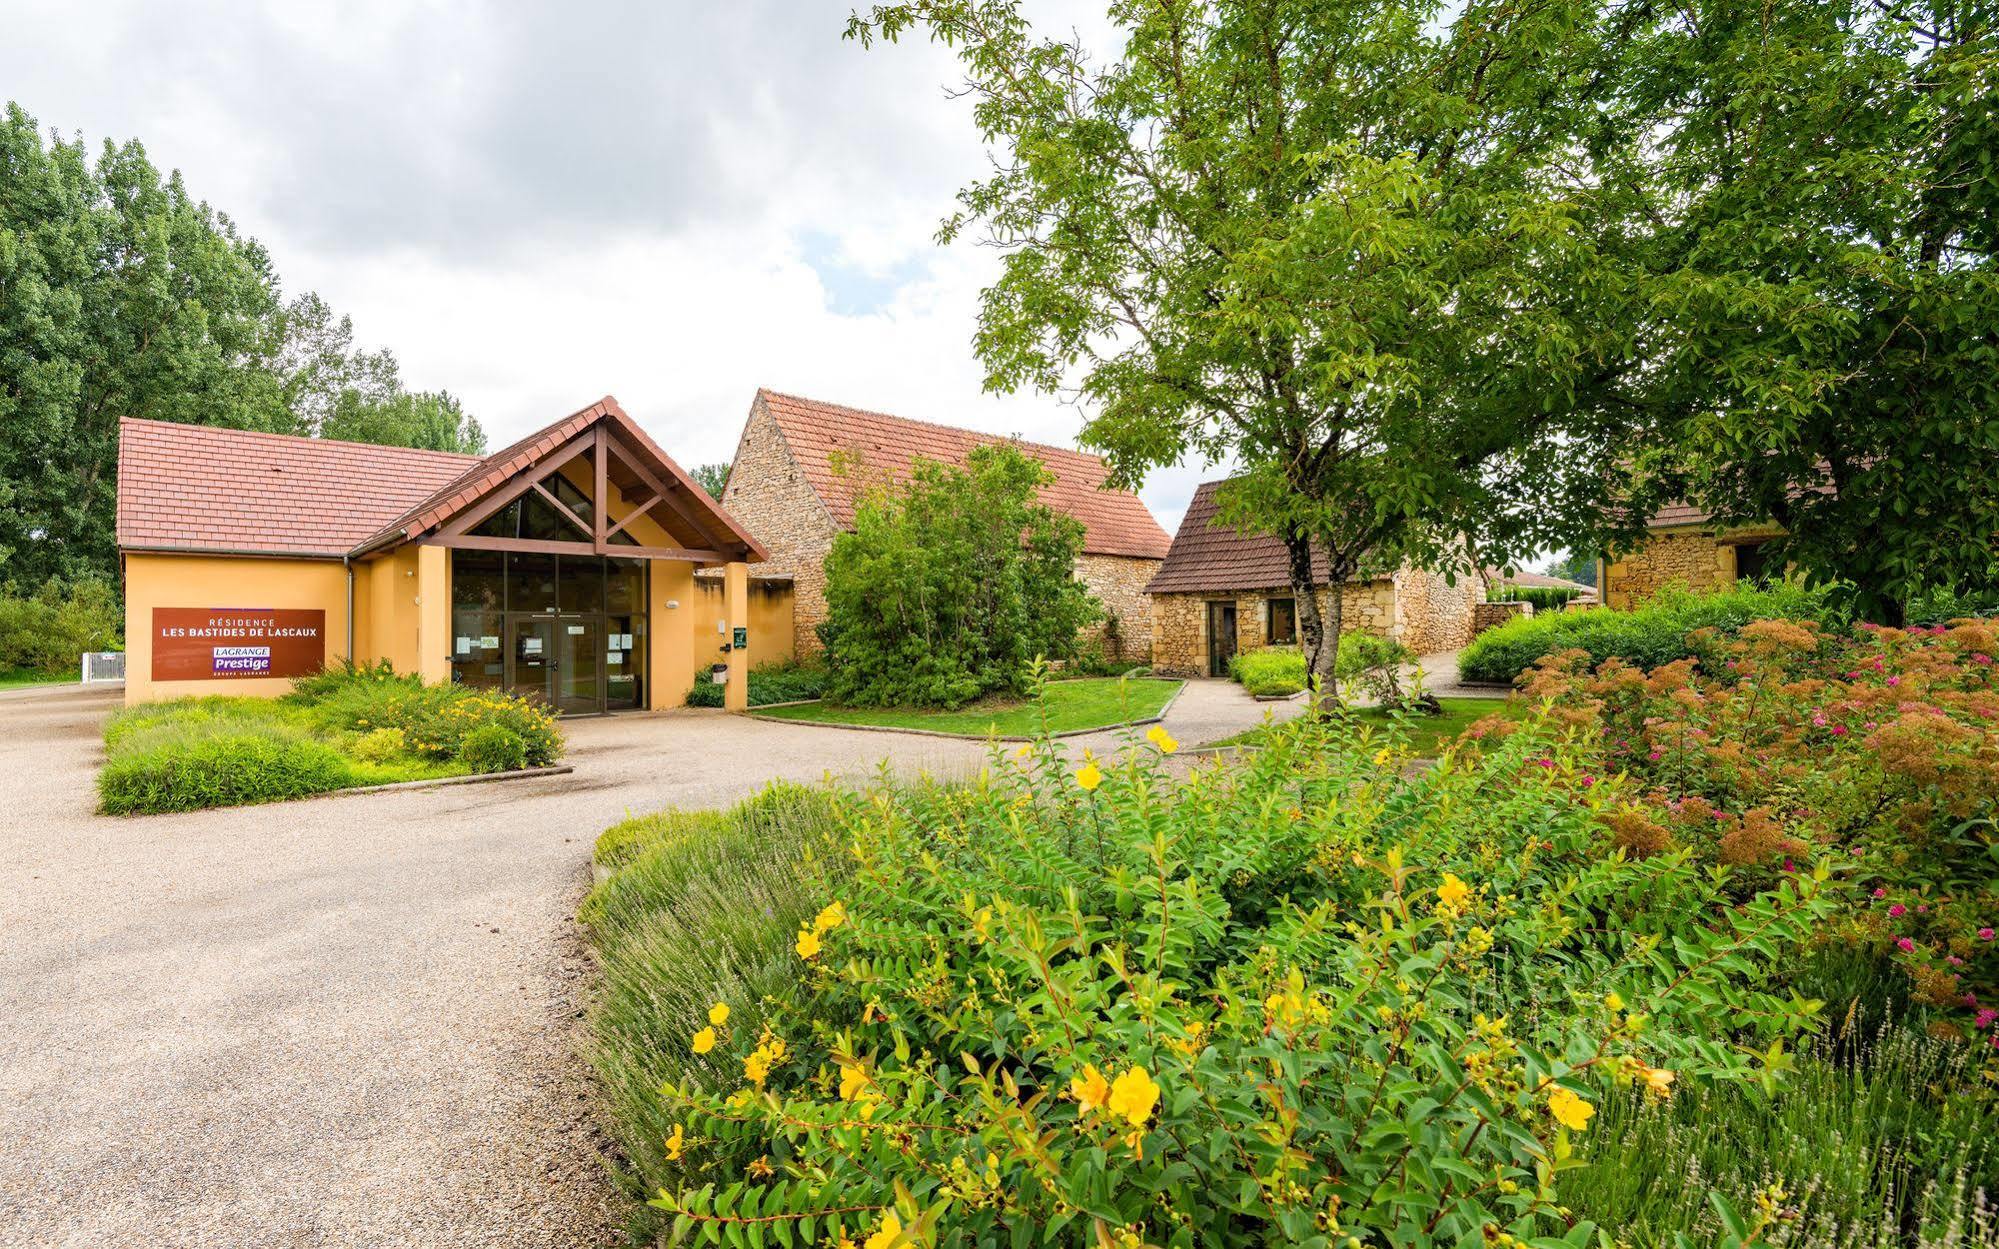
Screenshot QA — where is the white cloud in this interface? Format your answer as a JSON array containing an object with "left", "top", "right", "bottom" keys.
[{"left": 1, "top": 0, "right": 1213, "bottom": 529}]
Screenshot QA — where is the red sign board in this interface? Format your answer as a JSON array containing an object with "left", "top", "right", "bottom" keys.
[{"left": 151, "top": 608, "right": 327, "bottom": 681}]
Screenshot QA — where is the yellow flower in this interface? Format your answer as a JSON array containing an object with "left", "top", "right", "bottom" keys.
[
  {"left": 864, "top": 1212, "right": 902, "bottom": 1249},
  {"left": 796, "top": 927, "right": 822, "bottom": 959},
  {"left": 814, "top": 901, "right": 847, "bottom": 932},
  {"left": 1435, "top": 873, "right": 1472, "bottom": 913},
  {"left": 1639, "top": 1066, "right": 1676, "bottom": 1100},
  {"left": 1015, "top": 743, "right": 1033, "bottom": 759},
  {"left": 663, "top": 1123, "right": 685, "bottom": 1161},
  {"left": 1547, "top": 1085, "right": 1595, "bottom": 1132},
  {"left": 1107, "top": 1065, "right": 1160, "bottom": 1127},
  {"left": 1145, "top": 725, "right": 1179, "bottom": 755},
  {"left": 838, "top": 1062, "right": 871, "bottom": 1102},
  {"left": 691, "top": 1027, "right": 717, "bottom": 1055},
  {"left": 743, "top": 1047, "right": 773, "bottom": 1085},
  {"left": 708, "top": 1002, "right": 731, "bottom": 1027},
  {"left": 1069, "top": 1063, "right": 1110, "bottom": 1114},
  {"left": 1075, "top": 761, "right": 1103, "bottom": 791},
  {"left": 1604, "top": 992, "right": 1625, "bottom": 1013}
]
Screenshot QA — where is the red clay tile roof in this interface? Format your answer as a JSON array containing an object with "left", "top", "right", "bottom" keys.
[
  {"left": 1146, "top": 480, "right": 1355, "bottom": 594},
  {"left": 117, "top": 418, "right": 479, "bottom": 557},
  {"left": 757, "top": 389, "right": 1170, "bottom": 560},
  {"left": 119, "top": 397, "right": 767, "bottom": 562}
]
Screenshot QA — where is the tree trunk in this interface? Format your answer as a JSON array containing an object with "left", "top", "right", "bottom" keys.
[{"left": 1287, "top": 532, "right": 1338, "bottom": 702}]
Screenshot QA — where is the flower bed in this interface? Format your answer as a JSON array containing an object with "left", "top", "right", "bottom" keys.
[
  {"left": 98, "top": 662, "right": 563, "bottom": 814},
  {"left": 1500, "top": 617, "right": 1999, "bottom": 1042},
  {"left": 573, "top": 697, "right": 1999, "bottom": 1247}
]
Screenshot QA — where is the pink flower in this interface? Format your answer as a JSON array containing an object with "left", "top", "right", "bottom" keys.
[
  {"left": 1811, "top": 713, "right": 1828, "bottom": 727},
  {"left": 1896, "top": 937, "right": 1916, "bottom": 953},
  {"left": 1889, "top": 904, "right": 1907, "bottom": 918},
  {"left": 1831, "top": 725, "right": 1849, "bottom": 736},
  {"left": 1917, "top": 903, "right": 1928, "bottom": 913},
  {"left": 1948, "top": 955, "right": 1964, "bottom": 967},
  {"left": 1647, "top": 750, "right": 1663, "bottom": 762},
  {"left": 1974, "top": 654, "right": 1993, "bottom": 665},
  {"left": 1873, "top": 887, "right": 1888, "bottom": 899},
  {"left": 1782, "top": 858, "right": 1797, "bottom": 873},
  {"left": 1980, "top": 1009, "right": 1999, "bottom": 1030},
  {"left": 1886, "top": 675, "right": 1901, "bottom": 687},
  {"left": 1980, "top": 927, "right": 1995, "bottom": 941},
  {"left": 1579, "top": 774, "right": 1596, "bottom": 787},
  {"left": 1534, "top": 757, "right": 1555, "bottom": 769}
]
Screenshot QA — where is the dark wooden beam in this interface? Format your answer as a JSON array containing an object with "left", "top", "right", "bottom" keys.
[
  {"left": 424, "top": 533, "right": 722, "bottom": 562},
  {"left": 529, "top": 480, "right": 593, "bottom": 539},
  {"left": 604, "top": 491, "right": 662, "bottom": 540},
  {"left": 603, "top": 433, "right": 735, "bottom": 552},
  {"left": 435, "top": 431, "right": 596, "bottom": 538},
  {"left": 592, "top": 424, "right": 608, "bottom": 546}
]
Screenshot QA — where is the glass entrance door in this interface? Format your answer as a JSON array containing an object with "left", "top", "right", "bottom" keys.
[
  {"left": 508, "top": 616, "right": 556, "bottom": 702},
  {"left": 554, "top": 615, "right": 604, "bottom": 715}
]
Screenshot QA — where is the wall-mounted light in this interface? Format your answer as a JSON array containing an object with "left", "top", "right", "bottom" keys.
[{"left": 665, "top": 599, "right": 680, "bottom": 609}]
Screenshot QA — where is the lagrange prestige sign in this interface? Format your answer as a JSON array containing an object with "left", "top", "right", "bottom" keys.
[{"left": 151, "top": 608, "right": 326, "bottom": 681}]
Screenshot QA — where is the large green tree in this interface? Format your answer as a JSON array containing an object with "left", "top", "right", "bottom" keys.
[
  {"left": 0, "top": 103, "right": 483, "bottom": 584},
  {"left": 1610, "top": 1, "right": 1999, "bottom": 622},
  {"left": 848, "top": 1, "right": 1652, "bottom": 693}
]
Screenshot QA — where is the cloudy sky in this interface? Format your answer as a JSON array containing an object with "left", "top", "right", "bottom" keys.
[{"left": 2, "top": 0, "right": 1217, "bottom": 530}]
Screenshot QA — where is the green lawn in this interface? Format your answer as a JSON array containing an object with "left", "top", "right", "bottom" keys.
[
  {"left": 1207, "top": 696, "right": 1519, "bottom": 756},
  {"left": 751, "top": 677, "right": 1183, "bottom": 737},
  {"left": 0, "top": 667, "right": 67, "bottom": 690}
]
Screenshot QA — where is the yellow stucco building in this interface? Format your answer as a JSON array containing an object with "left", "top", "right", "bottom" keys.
[{"left": 117, "top": 396, "right": 792, "bottom": 712}]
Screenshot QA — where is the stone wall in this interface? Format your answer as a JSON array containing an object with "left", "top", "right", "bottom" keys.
[
  {"left": 719, "top": 396, "right": 840, "bottom": 655},
  {"left": 1602, "top": 525, "right": 1785, "bottom": 609},
  {"left": 1472, "top": 599, "right": 1532, "bottom": 636},
  {"left": 1391, "top": 567, "right": 1478, "bottom": 654},
  {"left": 1076, "top": 553, "right": 1159, "bottom": 660},
  {"left": 1149, "top": 581, "right": 1397, "bottom": 678}
]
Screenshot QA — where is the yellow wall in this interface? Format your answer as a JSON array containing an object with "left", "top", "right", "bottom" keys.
[
  {"left": 122, "top": 553, "right": 355, "bottom": 704},
  {"left": 123, "top": 463, "right": 792, "bottom": 710}
]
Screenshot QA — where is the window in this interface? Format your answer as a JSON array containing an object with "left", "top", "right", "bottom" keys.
[{"left": 1267, "top": 597, "right": 1297, "bottom": 645}]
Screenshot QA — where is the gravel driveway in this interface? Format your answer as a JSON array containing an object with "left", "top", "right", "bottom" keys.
[{"left": 0, "top": 678, "right": 1283, "bottom": 1247}]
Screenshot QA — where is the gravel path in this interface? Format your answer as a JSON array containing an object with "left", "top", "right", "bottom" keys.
[{"left": 0, "top": 678, "right": 1275, "bottom": 1247}]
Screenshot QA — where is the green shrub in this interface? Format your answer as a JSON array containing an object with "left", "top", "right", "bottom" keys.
[
  {"left": 580, "top": 784, "right": 846, "bottom": 1225},
  {"left": 459, "top": 723, "right": 527, "bottom": 773},
  {"left": 289, "top": 667, "right": 562, "bottom": 766},
  {"left": 635, "top": 714, "right": 1844, "bottom": 1246},
  {"left": 1458, "top": 581, "right": 1840, "bottom": 683},
  {"left": 1227, "top": 644, "right": 1304, "bottom": 695},
  {"left": 684, "top": 659, "right": 829, "bottom": 708},
  {"left": 0, "top": 577, "right": 121, "bottom": 673},
  {"left": 1905, "top": 583, "right": 1999, "bottom": 626},
  {"left": 346, "top": 726, "right": 409, "bottom": 764},
  {"left": 818, "top": 443, "right": 1101, "bottom": 708},
  {"left": 98, "top": 714, "right": 351, "bottom": 813},
  {"left": 1228, "top": 634, "right": 1415, "bottom": 700}
]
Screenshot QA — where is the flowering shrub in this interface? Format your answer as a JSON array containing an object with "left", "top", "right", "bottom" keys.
[
  {"left": 641, "top": 715, "right": 1836, "bottom": 1247},
  {"left": 1509, "top": 618, "right": 1999, "bottom": 1042},
  {"left": 294, "top": 663, "right": 563, "bottom": 768}
]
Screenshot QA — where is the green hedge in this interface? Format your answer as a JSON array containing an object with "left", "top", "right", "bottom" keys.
[
  {"left": 99, "top": 714, "right": 352, "bottom": 814},
  {"left": 683, "top": 660, "right": 828, "bottom": 708},
  {"left": 1488, "top": 583, "right": 1582, "bottom": 612},
  {"left": 1457, "top": 582, "right": 1839, "bottom": 683}
]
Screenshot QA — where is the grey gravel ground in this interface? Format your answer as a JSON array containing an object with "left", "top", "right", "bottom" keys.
[{"left": 0, "top": 678, "right": 1281, "bottom": 1248}]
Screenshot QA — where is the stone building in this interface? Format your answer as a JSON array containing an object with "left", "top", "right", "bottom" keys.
[
  {"left": 1146, "top": 481, "right": 1477, "bottom": 677},
  {"left": 1600, "top": 500, "right": 1786, "bottom": 609},
  {"left": 719, "top": 390, "right": 1172, "bottom": 658}
]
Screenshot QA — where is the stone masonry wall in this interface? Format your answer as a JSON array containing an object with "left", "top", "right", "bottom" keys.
[
  {"left": 1077, "top": 553, "right": 1159, "bottom": 661},
  {"left": 1391, "top": 566, "right": 1478, "bottom": 655},
  {"left": 1472, "top": 599, "right": 1532, "bottom": 636},
  {"left": 1603, "top": 525, "right": 1786, "bottom": 610},
  {"left": 719, "top": 397, "right": 840, "bottom": 655},
  {"left": 1150, "top": 582, "right": 1397, "bottom": 678}
]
